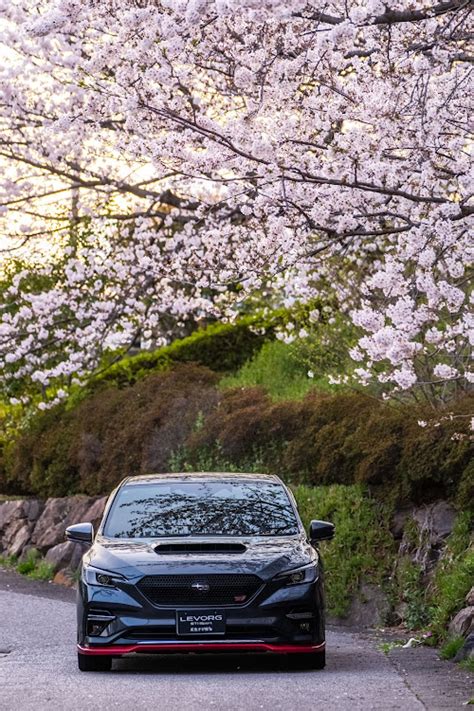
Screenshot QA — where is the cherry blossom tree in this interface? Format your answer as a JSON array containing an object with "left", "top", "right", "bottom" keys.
[{"left": 0, "top": 0, "right": 472, "bottom": 408}]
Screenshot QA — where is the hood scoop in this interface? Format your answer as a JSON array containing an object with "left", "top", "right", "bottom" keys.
[{"left": 154, "top": 542, "right": 247, "bottom": 555}]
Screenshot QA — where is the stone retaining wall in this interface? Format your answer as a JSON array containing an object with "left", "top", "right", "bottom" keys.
[{"left": 0, "top": 495, "right": 107, "bottom": 583}]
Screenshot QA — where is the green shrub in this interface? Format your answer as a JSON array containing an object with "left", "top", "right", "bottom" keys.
[
  {"left": 91, "top": 312, "right": 289, "bottom": 390},
  {"left": 220, "top": 340, "right": 316, "bottom": 401},
  {"left": 460, "top": 660, "right": 474, "bottom": 674},
  {"left": 4, "top": 353, "right": 472, "bottom": 507},
  {"left": 388, "top": 510, "right": 474, "bottom": 637},
  {"left": 429, "top": 511, "right": 474, "bottom": 641},
  {"left": 27, "top": 559, "right": 55, "bottom": 581},
  {"left": 4, "top": 549, "right": 54, "bottom": 581},
  {"left": 5, "top": 364, "right": 219, "bottom": 497},
  {"left": 394, "top": 557, "right": 432, "bottom": 630},
  {"left": 184, "top": 387, "right": 473, "bottom": 502},
  {"left": 292, "top": 484, "right": 394, "bottom": 617},
  {"left": 440, "top": 636, "right": 465, "bottom": 660}
]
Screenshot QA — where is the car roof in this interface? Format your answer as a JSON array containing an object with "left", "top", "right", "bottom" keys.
[{"left": 120, "top": 472, "right": 283, "bottom": 486}]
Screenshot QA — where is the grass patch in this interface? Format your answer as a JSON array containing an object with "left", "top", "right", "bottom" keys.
[
  {"left": 293, "top": 484, "right": 394, "bottom": 617},
  {"left": 0, "top": 549, "right": 54, "bottom": 581},
  {"left": 460, "top": 660, "right": 474, "bottom": 674},
  {"left": 389, "top": 511, "right": 473, "bottom": 637},
  {"left": 0, "top": 554, "right": 17, "bottom": 567},
  {"left": 440, "top": 636, "right": 465, "bottom": 660},
  {"left": 27, "top": 559, "right": 55, "bottom": 581},
  {"left": 220, "top": 340, "right": 319, "bottom": 401},
  {"left": 429, "top": 512, "right": 474, "bottom": 642},
  {"left": 393, "top": 557, "right": 432, "bottom": 630},
  {"left": 378, "top": 641, "right": 404, "bottom": 655}
]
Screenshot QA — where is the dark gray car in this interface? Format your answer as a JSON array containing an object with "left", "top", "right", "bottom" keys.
[{"left": 66, "top": 472, "right": 334, "bottom": 672}]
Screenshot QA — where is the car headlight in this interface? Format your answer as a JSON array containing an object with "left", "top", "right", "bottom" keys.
[
  {"left": 274, "top": 562, "right": 319, "bottom": 586},
  {"left": 83, "top": 565, "right": 127, "bottom": 587}
]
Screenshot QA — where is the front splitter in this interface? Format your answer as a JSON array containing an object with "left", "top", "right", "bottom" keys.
[{"left": 77, "top": 641, "right": 325, "bottom": 656}]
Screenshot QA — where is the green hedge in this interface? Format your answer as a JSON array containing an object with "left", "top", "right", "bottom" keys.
[
  {"left": 179, "top": 387, "right": 474, "bottom": 507},
  {"left": 2, "top": 365, "right": 219, "bottom": 497},
  {"left": 92, "top": 311, "right": 288, "bottom": 389},
  {"left": 3, "top": 362, "right": 472, "bottom": 507}
]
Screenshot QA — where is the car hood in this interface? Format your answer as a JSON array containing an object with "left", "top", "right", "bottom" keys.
[{"left": 84, "top": 534, "right": 315, "bottom": 582}]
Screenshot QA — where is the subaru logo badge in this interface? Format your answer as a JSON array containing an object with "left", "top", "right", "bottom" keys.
[{"left": 191, "top": 581, "right": 210, "bottom": 593}]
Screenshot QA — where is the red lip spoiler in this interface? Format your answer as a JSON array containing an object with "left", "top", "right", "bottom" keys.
[{"left": 78, "top": 641, "right": 325, "bottom": 656}]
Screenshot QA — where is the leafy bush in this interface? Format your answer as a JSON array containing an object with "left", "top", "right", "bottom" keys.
[
  {"left": 220, "top": 340, "right": 317, "bottom": 401},
  {"left": 91, "top": 312, "right": 289, "bottom": 390},
  {"left": 16, "top": 548, "right": 40, "bottom": 575},
  {"left": 4, "top": 360, "right": 472, "bottom": 505},
  {"left": 388, "top": 510, "right": 473, "bottom": 637},
  {"left": 292, "top": 484, "right": 394, "bottom": 616},
  {"left": 393, "top": 557, "right": 432, "bottom": 630},
  {"left": 428, "top": 511, "right": 474, "bottom": 641},
  {"left": 3, "top": 548, "right": 54, "bottom": 581},
  {"left": 4, "top": 365, "right": 219, "bottom": 496},
  {"left": 185, "top": 387, "right": 473, "bottom": 503},
  {"left": 440, "top": 637, "right": 465, "bottom": 660}
]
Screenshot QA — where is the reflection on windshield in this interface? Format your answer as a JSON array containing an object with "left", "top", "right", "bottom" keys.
[{"left": 104, "top": 481, "right": 299, "bottom": 538}]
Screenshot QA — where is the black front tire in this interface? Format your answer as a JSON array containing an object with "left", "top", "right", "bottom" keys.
[{"left": 78, "top": 652, "right": 113, "bottom": 672}]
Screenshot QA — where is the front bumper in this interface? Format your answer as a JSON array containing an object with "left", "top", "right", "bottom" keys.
[
  {"left": 77, "top": 574, "right": 326, "bottom": 657},
  {"left": 78, "top": 641, "right": 325, "bottom": 656}
]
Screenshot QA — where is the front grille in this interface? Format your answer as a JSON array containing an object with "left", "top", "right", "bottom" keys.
[
  {"left": 122, "top": 625, "right": 277, "bottom": 641},
  {"left": 137, "top": 574, "right": 263, "bottom": 607}
]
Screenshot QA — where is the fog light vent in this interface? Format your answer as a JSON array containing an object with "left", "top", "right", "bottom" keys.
[{"left": 87, "top": 611, "right": 116, "bottom": 637}]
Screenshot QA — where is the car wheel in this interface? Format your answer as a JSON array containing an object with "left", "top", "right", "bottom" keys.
[
  {"left": 77, "top": 652, "right": 113, "bottom": 672},
  {"left": 288, "top": 649, "right": 325, "bottom": 670}
]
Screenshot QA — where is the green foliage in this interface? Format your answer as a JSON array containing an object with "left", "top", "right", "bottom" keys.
[
  {"left": 0, "top": 554, "right": 17, "bottom": 567},
  {"left": 91, "top": 311, "right": 289, "bottom": 390},
  {"left": 27, "top": 559, "right": 55, "bottom": 581},
  {"left": 184, "top": 386, "right": 473, "bottom": 502},
  {"left": 429, "top": 512, "right": 474, "bottom": 641},
  {"left": 378, "top": 640, "right": 404, "bottom": 655},
  {"left": 1, "top": 549, "right": 54, "bottom": 581},
  {"left": 456, "top": 459, "right": 474, "bottom": 510},
  {"left": 4, "top": 355, "right": 472, "bottom": 505},
  {"left": 169, "top": 440, "right": 279, "bottom": 480},
  {"left": 292, "top": 311, "right": 360, "bottom": 385},
  {"left": 293, "top": 483, "right": 394, "bottom": 617},
  {"left": 389, "top": 511, "right": 473, "bottom": 638},
  {"left": 16, "top": 548, "right": 40, "bottom": 575},
  {"left": 4, "top": 364, "right": 219, "bottom": 497},
  {"left": 440, "top": 636, "right": 465, "bottom": 660},
  {"left": 220, "top": 340, "right": 317, "bottom": 400},
  {"left": 394, "top": 557, "right": 431, "bottom": 630}
]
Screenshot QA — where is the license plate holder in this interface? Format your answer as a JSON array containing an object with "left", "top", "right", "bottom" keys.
[{"left": 176, "top": 609, "right": 226, "bottom": 636}]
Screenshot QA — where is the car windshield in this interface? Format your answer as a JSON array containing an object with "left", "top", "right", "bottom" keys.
[{"left": 103, "top": 480, "right": 299, "bottom": 538}]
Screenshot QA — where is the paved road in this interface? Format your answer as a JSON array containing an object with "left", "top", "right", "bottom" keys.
[{"left": 0, "top": 569, "right": 471, "bottom": 711}]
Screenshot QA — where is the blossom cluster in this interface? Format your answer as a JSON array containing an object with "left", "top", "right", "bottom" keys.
[{"left": 0, "top": 0, "right": 472, "bottom": 407}]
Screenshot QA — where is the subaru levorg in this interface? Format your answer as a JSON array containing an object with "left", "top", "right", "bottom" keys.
[{"left": 66, "top": 473, "right": 334, "bottom": 672}]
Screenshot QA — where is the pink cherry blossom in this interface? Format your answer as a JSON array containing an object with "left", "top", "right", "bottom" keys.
[{"left": 0, "top": 0, "right": 471, "bottom": 409}]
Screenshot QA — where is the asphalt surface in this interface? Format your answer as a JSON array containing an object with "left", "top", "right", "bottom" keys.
[{"left": 0, "top": 568, "right": 472, "bottom": 711}]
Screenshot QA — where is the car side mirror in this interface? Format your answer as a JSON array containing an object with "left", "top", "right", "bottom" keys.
[
  {"left": 65, "top": 522, "right": 94, "bottom": 545},
  {"left": 309, "top": 520, "right": 335, "bottom": 543}
]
